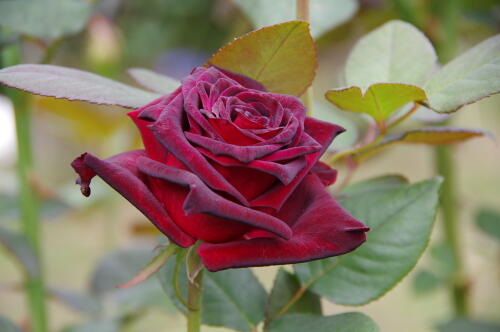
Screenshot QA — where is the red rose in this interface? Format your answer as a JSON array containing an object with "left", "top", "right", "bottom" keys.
[{"left": 71, "top": 67, "right": 368, "bottom": 271}]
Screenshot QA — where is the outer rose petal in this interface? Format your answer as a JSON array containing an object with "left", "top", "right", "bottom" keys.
[
  {"left": 311, "top": 161, "right": 338, "bottom": 186},
  {"left": 127, "top": 87, "right": 182, "bottom": 163},
  {"left": 137, "top": 157, "right": 292, "bottom": 242},
  {"left": 70, "top": 151, "right": 195, "bottom": 248},
  {"left": 198, "top": 174, "right": 368, "bottom": 271}
]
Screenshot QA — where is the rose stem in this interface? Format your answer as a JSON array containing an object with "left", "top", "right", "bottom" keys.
[
  {"left": 186, "top": 269, "right": 204, "bottom": 332},
  {"left": 296, "top": 0, "right": 314, "bottom": 116},
  {"left": 2, "top": 44, "right": 48, "bottom": 332},
  {"left": 432, "top": 0, "right": 468, "bottom": 317}
]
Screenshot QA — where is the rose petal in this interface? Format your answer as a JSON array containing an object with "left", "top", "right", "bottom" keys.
[
  {"left": 127, "top": 90, "right": 183, "bottom": 162},
  {"left": 70, "top": 151, "right": 195, "bottom": 248},
  {"left": 254, "top": 115, "right": 299, "bottom": 146},
  {"left": 149, "top": 92, "right": 249, "bottom": 205},
  {"left": 250, "top": 117, "right": 344, "bottom": 210},
  {"left": 311, "top": 162, "right": 338, "bottom": 186},
  {"left": 198, "top": 174, "right": 368, "bottom": 271},
  {"left": 208, "top": 118, "right": 262, "bottom": 145},
  {"left": 137, "top": 157, "right": 293, "bottom": 241},
  {"left": 185, "top": 132, "right": 281, "bottom": 163},
  {"left": 198, "top": 147, "right": 306, "bottom": 186},
  {"left": 267, "top": 92, "right": 306, "bottom": 122}
]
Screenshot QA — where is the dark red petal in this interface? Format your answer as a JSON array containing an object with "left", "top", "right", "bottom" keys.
[
  {"left": 267, "top": 93, "right": 306, "bottom": 122},
  {"left": 198, "top": 147, "right": 306, "bottom": 186},
  {"left": 311, "top": 162, "right": 338, "bottom": 186},
  {"left": 208, "top": 118, "right": 262, "bottom": 145},
  {"left": 127, "top": 91, "right": 182, "bottom": 162},
  {"left": 198, "top": 174, "right": 368, "bottom": 271},
  {"left": 250, "top": 118, "right": 344, "bottom": 211},
  {"left": 137, "top": 157, "right": 292, "bottom": 241},
  {"left": 254, "top": 115, "right": 299, "bottom": 146},
  {"left": 149, "top": 93, "right": 249, "bottom": 205},
  {"left": 185, "top": 132, "right": 281, "bottom": 163},
  {"left": 304, "top": 116, "right": 345, "bottom": 151},
  {"left": 70, "top": 151, "right": 195, "bottom": 248}
]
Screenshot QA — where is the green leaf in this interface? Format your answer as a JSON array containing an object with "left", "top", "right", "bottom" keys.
[
  {"left": 340, "top": 174, "right": 408, "bottom": 197},
  {"left": 345, "top": 20, "right": 437, "bottom": 87},
  {"left": 266, "top": 268, "right": 322, "bottom": 320},
  {"left": 158, "top": 260, "right": 267, "bottom": 331},
  {"left": 127, "top": 68, "right": 180, "bottom": 95},
  {"left": 437, "top": 318, "right": 500, "bottom": 332},
  {"left": 234, "top": 0, "right": 358, "bottom": 38},
  {"left": 425, "top": 34, "right": 500, "bottom": 113},
  {"left": 295, "top": 177, "right": 442, "bottom": 305},
  {"left": 412, "top": 269, "right": 443, "bottom": 295},
  {"left": 90, "top": 248, "right": 171, "bottom": 311},
  {"left": 475, "top": 208, "right": 500, "bottom": 241},
  {"left": 208, "top": 21, "right": 316, "bottom": 96},
  {"left": 203, "top": 268, "right": 268, "bottom": 331},
  {"left": 269, "top": 312, "right": 379, "bottom": 332},
  {"left": 49, "top": 288, "right": 101, "bottom": 317},
  {"left": 0, "top": 65, "right": 160, "bottom": 109},
  {"left": 116, "top": 243, "right": 177, "bottom": 289},
  {"left": 354, "top": 127, "right": 487, "bottom": 162},
  {"left": 0, "top": 0, "right": 91, "bottom": 40},
  {"left": 0, "top": 316, "right": 22, "bottom": 332},
  {"left": 0, "top": 226, "right": 39, "bottom": 278},
  {"left": 325, "top": 83, "right": 426, "bottom": 122}
]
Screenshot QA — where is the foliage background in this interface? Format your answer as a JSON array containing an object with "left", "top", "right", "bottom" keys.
[{"left": 0, "top": 0, "right": 499, "bottom": 331}]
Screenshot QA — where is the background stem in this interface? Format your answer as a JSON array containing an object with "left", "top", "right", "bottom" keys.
[
  {"left": 431, "top": 0, "right": 468, "bottom": 317},
  {"left": 2, "top": 45, "right": 48, "bottom": 331},
  {"left": 296, "top": 0, "right": 310, "bottom": 21},
  {"left": 296, "top": 0, "right": 313, "bottom": 116},
  {"left": 186, "top": 270, "right": 203, "bottom": 332},
  {"left": 434, "top": 146, "right": 468, "bottom": 316}
]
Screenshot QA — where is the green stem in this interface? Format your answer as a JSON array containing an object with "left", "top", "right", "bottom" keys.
[
  {"left": 186, "top": 269, "right": 203, "bottom": 332},
  {"left": 2, "top": 46, "right": 48, "bottom": 332},
  {"left": 434, "top": 144, "right": 468, "bottom": 316},
  {"left": 41, "top": 38, "right": 63, "bottom": 64},
  {"left": 431, "top": 0, "right": 468, "bottom": 317}
]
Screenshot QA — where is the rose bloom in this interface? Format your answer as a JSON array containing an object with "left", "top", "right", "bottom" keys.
[{"left": 72, "top": 67, "right": 368, "bottom": 271}]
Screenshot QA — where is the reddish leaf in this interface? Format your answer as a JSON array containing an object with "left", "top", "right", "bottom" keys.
[{"left": 208, "top": 21, "right": 317, "bottom": 96}]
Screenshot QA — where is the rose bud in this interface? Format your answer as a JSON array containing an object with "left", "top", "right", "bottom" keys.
[{"left": 71, "top": 67, "right": 368, "bottom": 272}]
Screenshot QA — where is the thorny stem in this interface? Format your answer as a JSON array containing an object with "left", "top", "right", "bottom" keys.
[{"left": 2, "top": 45, "right": 48, "bottom": 332}]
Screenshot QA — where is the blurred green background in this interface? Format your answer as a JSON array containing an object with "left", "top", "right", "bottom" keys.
[{"left": 0, "top": 0, "right": 499, "bottom": 331}]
